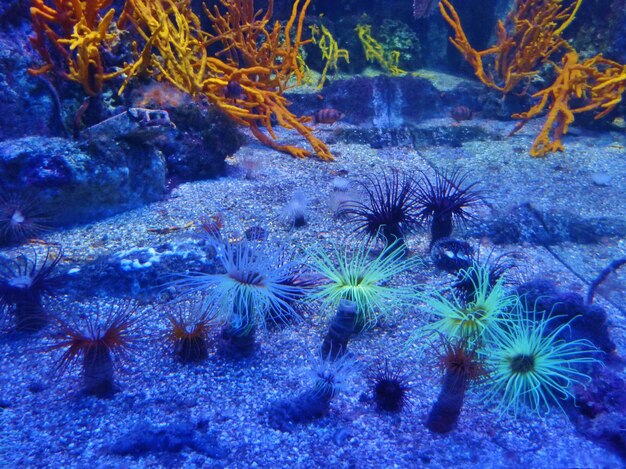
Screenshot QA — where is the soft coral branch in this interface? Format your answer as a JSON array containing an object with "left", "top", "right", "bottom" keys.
[{"left": 121, "top": 0, "right": 332, "bottom": 160}]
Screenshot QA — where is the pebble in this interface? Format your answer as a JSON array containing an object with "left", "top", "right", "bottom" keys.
[{"left": 591, "top": 172, "right": 613, "bottom": 186}]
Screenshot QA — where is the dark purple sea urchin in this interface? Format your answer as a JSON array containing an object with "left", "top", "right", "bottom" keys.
[
  {"left": 371, "top": 359, "right": 411, "bottom": 413},
  {"left": 414, "top": 169, "right": 483, "bottom": 244},
  {"left": 339, "top": 171, "right": 421, "bottom": 248}
]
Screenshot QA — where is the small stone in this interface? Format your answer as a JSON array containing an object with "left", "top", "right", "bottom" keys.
[{"left": 591, "top": 172, "right": 612, "bottom": 186}]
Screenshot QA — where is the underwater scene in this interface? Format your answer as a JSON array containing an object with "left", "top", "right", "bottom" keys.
[{"left": 1, "top": 0, "right": 625, "bottom": 467}]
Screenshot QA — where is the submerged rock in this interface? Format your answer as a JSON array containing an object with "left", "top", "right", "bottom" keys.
[
  {"left": 0, "top": 135, "right": 166, "bottom": 226},
  {"left": 516, "top": 278, "right": 615, "bottom": 354},
  {"left": 0, "top": 36, "right": 64, "bottom": 140},
  {"left": 0, "top": 103, "right": 242, "bottom": 227},
  {"left": 485, "top": 203, "right": 626, "bottom": 245},
  {"left": 107, "top": 421, "right": 228, "bottom": 458}
]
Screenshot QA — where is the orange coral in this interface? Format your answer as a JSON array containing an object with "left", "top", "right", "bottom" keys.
[
  {"left": 29, "top": 0, "right": 123, "bottom": 96},
  {"left": 440, "top": 0, "right": 626, "bottom": 157},
  {"left": 510, "top": 52, "right": 626, "bottom": 157},
  {"left": 120, "top": 0, "right": 332, "bottom": 160},
  {"left": 439, "top": 0, "right": 581, "bottom": 93}
]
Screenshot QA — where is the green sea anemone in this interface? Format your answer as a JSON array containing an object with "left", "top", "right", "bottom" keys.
[
  {"left": 417, "top": 263, "right": 517, "bottom": 344},
  {"left": 482, "top": 304, "right": 600, "bottom": 417},
  {"left": 307, "top": 239, "right": 421, "bottom": 330}
]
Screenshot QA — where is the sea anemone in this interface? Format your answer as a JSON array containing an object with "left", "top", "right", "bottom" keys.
[
  {"left": 414, "top": 169, "right": 483, "bottom": 244},
  {"left": 51, "top": 301, "right": 142, "bottom": 396},
  {"left": 321, "top": 299, "right": 358, "bottom": 360},
  {"left": 307, "top": 238, "right": 421, "bottom": 331},
  {"left": 481, "top": 304, "right": 600, "bottom": 417},
  {"left": 371, "top": 359, "right": 411, "bottom": 413},
  {"left": 309, "top": 348, "right": 357, "bottom": 400},
  {"left": 268, "top": 349, "right": 357, "bottom": 430},
  {"left": 166, "top": 302, "right": 214, "bottom": 363},
  {"left": 172, "top": 233, "right": 309, "bottom": 356},
  {"left": 453, "top": 254, "right": 518, "bottom": 303},
  {"left": 281, "top": 191, "right": 308, "bottom": 228},
  {"left": 0, "top": 245, "right": 63, "bottom": 331},
  {"left": 265, "top": 250, "right": 319, "bottom": 328},
  {"left": 427, "top": 338, "right": 486, "bottom": 433},
  {"left": 416, "top": 263, "right": 517, "bottom": 344},
  {"left": 339, "top": 171, "right": 421, "bottom": 247},
  {"left": 0, "top": 191, "right": 50, "bottom": 246}
]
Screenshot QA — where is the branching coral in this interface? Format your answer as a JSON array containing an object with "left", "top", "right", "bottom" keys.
[
  {"left": 310, "top": 22, "right": 350, "bottom": 89},
  {"left": 29, "top": 0, "right": 125, "bottom": 96},
  {"left": 510, "top": 51, "right": 626, "bottom": 156},
  {"left": 439, "top": 0, "right": 581, "bottom": 94},
  {"left": 440, "top": 0, "right": 626, "bottom": 157},
  {"left": 120, "top": 0, "right": 333, "bottom": 160},
  {"left": 355, "top": 23, "right": 406, "bottom": 77}
]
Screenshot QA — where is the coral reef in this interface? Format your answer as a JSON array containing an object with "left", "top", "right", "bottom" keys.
[
  {"left": 119, "top": 0, "right": 333, "bottom": 160},
  {"left": 440, "top": 0, "right": 626, "bottom": 157}
]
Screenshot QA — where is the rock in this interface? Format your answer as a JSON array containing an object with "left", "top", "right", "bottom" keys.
[
  {"left": 0, "top": 0, "right": 29, "bottom": 28},
  {"left": 591, "top": 172, "right": 613, "bottom": 187},
  {"left": 163, "top": 103, "right": 243, "bottom": 181},
  {"left": 0, "top": 135, "right": 166, "bottom": 226},
  {"left": 485, "top": 203, "right": 626, "bottom": 245},
  {"left": 516, "top": 278, "right": 616, "bottom": 354},
  {"left": 567, "top": 365, "right": 626, "bottom": 461},
  {"left": 61, "top": 239, "right": 219, "bottom": 300},
  {"left": 288, "top": 75, "right": 442, "bottom": 127},
  {"left": 107, "top": 421, "right": 228, "bottom": 458},
  {"left": 0, "top": 35, "right": 64, "bottom": 141},
  {"left": 0, "top": 101, "right": 242, "bottom": 228}
]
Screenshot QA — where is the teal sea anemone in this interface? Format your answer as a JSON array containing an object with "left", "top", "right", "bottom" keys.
[
  {"left": 307, "top": 239, "right": 421, "bottom": 330},
  {"left": 482, "top": 304, "right": 600, "bottom": 417},
  {"left": 173, "top": 235, "right": 308, "bottom": 333},
  {"left": 417, "top": 262, "right": 517, "bottom": 344}
]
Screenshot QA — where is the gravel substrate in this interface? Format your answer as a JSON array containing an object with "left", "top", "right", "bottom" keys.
[{"left": 1, "top": 118, "right": 625, "bottom": 468}]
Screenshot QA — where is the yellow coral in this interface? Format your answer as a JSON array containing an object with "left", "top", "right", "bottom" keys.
[
  {"left": 29, "top": 0, "right": 124, "bottom": 95},
  {"left": 311, "top": 22, "right": 350, "bottom": 89},
  {"left": 355, "top": 23, "right": 406, "bottom": 77},
  {"left": 440, "top": 0, "right": 626, "bottom": 157}
]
